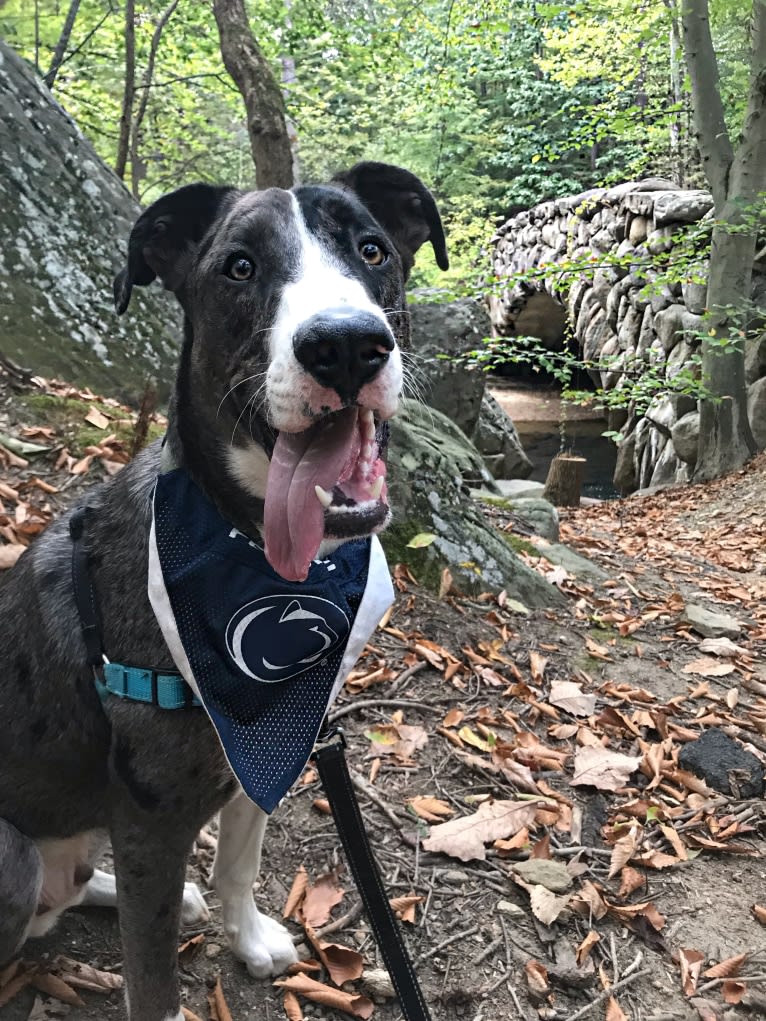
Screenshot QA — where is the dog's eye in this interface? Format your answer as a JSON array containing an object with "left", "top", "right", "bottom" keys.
[
  {"left": 226, "top": 256, "right": 254, "bottom": 281},
  {"left": 359, "top": 242, "right": 387, "bottom": 266}
]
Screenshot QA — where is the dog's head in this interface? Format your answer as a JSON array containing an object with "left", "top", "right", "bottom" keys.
[{"left": 115, "top": 162, "right": 448, "bottom": 581}]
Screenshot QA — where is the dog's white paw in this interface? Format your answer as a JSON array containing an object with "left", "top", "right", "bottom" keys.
[
  {"left": 228, "top": 910, "right": 298, "bottom": 979},
  {"left": 181, "top": 882, "right": 209, "bottom": 925}
]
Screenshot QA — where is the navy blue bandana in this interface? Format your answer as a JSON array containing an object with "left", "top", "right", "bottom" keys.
[{"left": 148, "top": 467, "right": 394, "bottom": 813}]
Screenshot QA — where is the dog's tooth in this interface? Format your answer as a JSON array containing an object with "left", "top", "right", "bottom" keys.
[
  {"left": 369, "top": 476, "right": 384, "bottom": 500},
  {"left": 361, "top": 408, "right": 375, "bottom": 440},
  {"left": 314, "top": 485, "right": 333, "bottom": 509},
  {"left": 362, "top": 443, "right": 372, "bottom": 460}
]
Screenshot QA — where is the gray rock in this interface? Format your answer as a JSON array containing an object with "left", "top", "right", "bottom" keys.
[
  {"left": 0, "top": 41, "right": 181, "bottom": 399},
  {"left": 471, "top": 393, "right": 533, "bottom": 480},
  {"left": 678, "top": 728, "right": 764, "bottom": 799},
  {"left": 409, "top": 298, "right": 491, "bottom": 436},
  {"left": 671, "top": 411, "right": 700, "bottom": 464},
  {"left": 654, "top": 304, "right": 702, "bottom": 353},
  {"left": 495, "top": 479, "right": 546, "bottom": 500},
  {"left": 681, "top": 604, "right": 742, "bottom": 640},
  {"left": 747, "top": 376, "right": 766, "bottom": 449},
  {"left": 653, "top": 190, "right": 714, "bottom": 226},
  {"left": 613, "top": 430, "right": 637, "bottom": 494},
  {"left": 512, "top": 859, "right": 572, "bottom": 893},
  {"left": 745, "top": 332, "right": 766, "bottom": 384},
  {"left": 536, "top": 542, "right": 608, "bottom": 582},
  {"left": 512, "top": 498, "right": 560, "bottom": 542},
  {"left": 384, "top": 399, "right": 564, "bottom": 605}
]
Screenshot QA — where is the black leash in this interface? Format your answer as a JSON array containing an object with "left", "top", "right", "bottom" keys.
[
  {"left": 69, "top": 507, "right": 431, "bottom": 1015},
  {"left": 313, "top": 727, "right": 433, "bottom": 1021}
]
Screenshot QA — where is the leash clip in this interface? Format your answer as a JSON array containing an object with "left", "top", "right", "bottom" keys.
[{"left": 312, "top": 724, "right": 346, "bottom": 760}]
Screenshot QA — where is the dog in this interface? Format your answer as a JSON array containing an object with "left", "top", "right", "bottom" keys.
[{"left": 0, "top": 161, "right": 447, "bottom": 1021}]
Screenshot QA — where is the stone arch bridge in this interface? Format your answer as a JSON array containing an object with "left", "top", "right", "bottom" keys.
[{"left": 490, "top": 180, "right": 766, "bottom": 492}]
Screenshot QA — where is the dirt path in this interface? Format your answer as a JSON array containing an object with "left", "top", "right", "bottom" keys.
[{"left": 1, "top": 370, "right": 765, "bottom": 1021}]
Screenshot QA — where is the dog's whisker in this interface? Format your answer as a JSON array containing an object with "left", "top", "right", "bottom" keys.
[
  {"left": 230, "top": 391, "right": 259, "bottom": 448},
  {"left": 216, "top": 371, "right": 268, "bottom": 421}
]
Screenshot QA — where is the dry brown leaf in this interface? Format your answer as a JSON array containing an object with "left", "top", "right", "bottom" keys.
[
  {"left": 0, "top": 962, "right": 36, "bottom": 1008},
  {"left": 390, "top": 894, "right": 424, "bottom": 924},
  {"left": 618, "top": 867, "right": 645, "bottom": 899},
  {"left": 683, "top": 657, "right": 735, "bottom": 678},
  {"left": 274, "top": 975, "right": 374, "bottom": 1019},
  {"left": 305, "top": 925, "right": 365, "bottom": 986},
  {"left": 84, "top": 407, "right": 110, "bottom": 429},
  {"left": 721, "top": 980, "right": 746, "bottom": 1005},
  {"left": 53, "top": 957, "right": 124, "bottom": 993},
  {"left": 442, "top": 707, "right": 464, "bottom": 728},
  {"left": 703, "top": 954, "right": 747, "bottom": 979},
  {"left": 679, "top": 947, "right": 706, "bottom": 997},
  {"left": 526, "top": 884, "right": 572, "bottom": 925},
  {"left": 207, "top": 976, "right": 233, "bottom": 1021},
  {"left": 548, "top": 681, "right": 596, "bottom": 717},
  {"left": 283, "top": 990, "right": 305, "bottom": 1021},
  {"left": 524, "top": 960, "right": 550, "bottom": 1000},
  {"left": 283, "top": 865, "right": 309, "bottom": 919},
  {"left": 30, "top": 972, "right": 84, "bottom": 1007},
  {"left": 493, "top": 828, "right": 530, "bottom": 854},
  {"left": 182, "top": 1009, "right": 205, "bottom": 1021},
  {"left": 608, "top": 824, "right": 640, "bottom": 879},
  {"left": 690, "top": 996, "right": 721, "bottom": 1020},
  {"left": 752, "top": 903, "right": 766, "bottom": 924},
  {"left": 605, "top": 996, "right": 628, "bottom": 1021},
  {"left": 0, "top": 544, "right": 25, "bottom": 569},
  {"left": 576, "top": 930, "right": 601, "bottom": 965},
  {"left": 422, "top": 799, "right": 539, "bottom": 862},
  {"left": 529, "top": 650, "right": 547, "bottom": 683},
  {"left": 301, "top": 871, "right": 345, "bottom": 928},
  {"left": 570, "top": 746, "right": 641, "bottom": 791}
]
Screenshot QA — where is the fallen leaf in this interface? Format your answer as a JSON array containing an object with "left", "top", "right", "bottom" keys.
[
  {"left": 390, "top": 894, "right": 424, "bottom": 924},
  {"left": 442, "top": 707, "right": 464, "bottom": 728},
  {"left": 304, "top": 925, "right": 364, "bottom": 986},
  {"left": 608, "top": 824, "right": 640, "bottom": 878},
  {"left": 690, "top": 996, "right": 720, "bottom": 1020},
  {"left": 301, "top": 871, "right": 345, "bottom": 928},
  {"left": 752, "top": 904, "right": 766, "bottom": 924},
  {"left": 84, "top": 407, "right": 110, "bottom": 429},
  {"left": 605, "top": 996, "right": 628, "bottom": 1021},
  {"left": 0, "top": 544, "right": 25, "bottom": 569},
  {"left": 721, "top": 980, "right": 746, "bottom": 1005},
  {"left": 526, "top": 884, "right": 572, "bottom": 925},
  {"left": 406, "top": 532, "right": 436, "bottom": 548},
  {"left": 570, "top": 746, "right": 641, "bottom": 791},
  {"left": 283, "top": 866, "right": 309, "bottom": 919},
  {"left": 679, "top": 947, "right": 705, "bottom": 996},
  {"left": 549, "top": 681, "right": 596, "bottom": 717},
  {"left": 181, "top": 1009, "right": 204, "bottom": 1021},
  {"left": 207, "top": 976, "right": 233, "bottom": 1021},
  {"left": 283, "top": 990, "right": 305, "bottom": 1021},
  {"left": 422, "top": 799, "right": 539, "bottom": 862},
  {"left": 524, "top": 959, "right": 550, "bottom": 1000},
  {"left": 618, "top": 867, "right": 645, "bottom": 899},
  {"left": 529, "top": 650, "right": 547, "bottom": 683},
  {"left": 274, "top": 975, "right": 374, "bottom": 1019},
  {"left": 30, "top": 972, "right": 84, "bottom": 1007},
  {"left": 576, "top": 930, "right": 601, "bottom": 965},
  {"left": 703, "top": 954, "right": 747, "bottom": 979},
  {"left": 683, "top": 658, "right": 735, "bottom": 677},
  {"left": 407, "top": 796, "right": 454, "bottom": 823}
]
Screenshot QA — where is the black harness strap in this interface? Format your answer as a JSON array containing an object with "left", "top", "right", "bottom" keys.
[
  {"left": 314, "top": 730, "right": 433, "bottom": 1021},
  {"left": 69, "top": 506, "right": 104, "bottom": 671}
]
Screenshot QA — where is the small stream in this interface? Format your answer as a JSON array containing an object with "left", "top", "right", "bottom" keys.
[{"left": 515, "top": 419, "right": 619, "bottom": 500}]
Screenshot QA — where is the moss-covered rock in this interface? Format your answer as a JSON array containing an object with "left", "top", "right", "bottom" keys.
[
  {"left": 383, "top": 400, "right": 563, "bottom": 607},
  {"left": 0, "top": 43, "right": 181, "bottom": 401}
]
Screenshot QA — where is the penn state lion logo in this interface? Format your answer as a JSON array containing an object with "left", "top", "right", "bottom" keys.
[{"left": 225, "top": 595, "right": 350, "bottom": 683}]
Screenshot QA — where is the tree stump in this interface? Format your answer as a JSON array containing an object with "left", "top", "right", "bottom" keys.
[{"left": 542, "top": 454, "right": 587, "bottom": 507}]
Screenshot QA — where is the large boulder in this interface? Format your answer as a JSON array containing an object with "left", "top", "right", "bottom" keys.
[
  {"left": 748, "top": 376, "right": 766, "bottom": 449},
  {"left": 671, "top": 411, "right": 700, "bottom": 464},
  {"left": 471, "top": 393, "right": 533, "bottom": 479},
  {"left": 0, "top": 42, "right": 181, "bottom": 400},
  {"left": 383, "top": 400, "right": 563, "bottom": 606},
  {"left": 408, "top": 298, "right": 491, "bottom": 436}
]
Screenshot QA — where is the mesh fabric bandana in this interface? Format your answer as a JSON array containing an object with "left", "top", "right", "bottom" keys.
[{"left": 148, "top": 467, "right": 394, "bottom": 813}]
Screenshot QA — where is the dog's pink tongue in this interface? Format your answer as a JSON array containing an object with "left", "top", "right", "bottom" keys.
[{"left": 264, "top": 408, "right": 358, "bottom": 581}]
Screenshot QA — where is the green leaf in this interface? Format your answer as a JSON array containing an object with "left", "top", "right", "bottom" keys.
[{"left": 406, "top": 532, "right": 437, "bottom": 549}]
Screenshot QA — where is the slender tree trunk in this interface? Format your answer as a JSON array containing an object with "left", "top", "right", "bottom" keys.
[
  {"left": 115, "top": 0, "right": 136, "bottom": 180},
  {"left": 681, "top": 0, "right": 766, "bottom": 479},
  {"left": 129, "top": 0, "right": 181, "bottom": 197},
  {"left": 44, "top": 0, "right": 82, "bottom": 89},
  {"left": 212, "top": 0, "right": 294, "bottom": 190},
  {"left": 280, "top": 0, "right": 300, "bottom": 183},
  {"left": 665, "top": 0, "right": 684, "bottom": 185}
]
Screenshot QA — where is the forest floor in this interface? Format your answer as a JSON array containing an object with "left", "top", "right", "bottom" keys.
[{"left": 1, "top": 365, "right": 766, "bottom": 1021}]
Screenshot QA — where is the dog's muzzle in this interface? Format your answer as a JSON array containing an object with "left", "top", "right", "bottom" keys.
[{"left": 292, "top": 308, "right": 394, "bottom": 402}]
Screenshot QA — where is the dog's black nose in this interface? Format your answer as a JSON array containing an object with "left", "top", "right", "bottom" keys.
[{"left": 293, "top": 309, "right": 394, "bottom": 398}]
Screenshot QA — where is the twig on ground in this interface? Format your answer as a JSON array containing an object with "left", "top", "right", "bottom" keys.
[
  {"left": 350, "top": 770, "right": 405, "bottom": 830},
  {"left": 313, "top": 900, "right": 364, "bottom": 939},
  {"left": 328, "top": 696, "right": 440, "bottom": 723},
  {"left": 415, "top": 925, "right": 479, "bottom": 965},
  {"left": 561, "top": 968, "right": 652, "bottom": 1021},
  {"left": 471, "top": 936, "right": 504, "bottom": 966},
  {"left": 389, "top": 660, "right": 427, "bottom": 693},
  {"left": 697, "top": 972, "right": 766, "bottom": 995}
]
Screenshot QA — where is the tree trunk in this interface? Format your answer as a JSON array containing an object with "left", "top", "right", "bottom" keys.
[
  {"left": 212, "top": 0, "right": 294, "bottom": 190},
  {"left": 115, "top": 0, "right": 136, "bottom": 181},
  {"left": 129, "top": 0, "right": 181, "bottom": 197},
  {"left": 44, "top": 0, "right": 82, "bottom": 89},
  {"left": 542, "top": 455, "right": 586, "bottom": 507},
  {"left": 681, "top": 0, "right": 766, "bottom": 480},
  {"left": 665, "top": 0, "right": 684, "bottom": 185}
]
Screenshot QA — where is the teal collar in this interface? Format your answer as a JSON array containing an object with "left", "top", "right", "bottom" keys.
[{"left": 97, "top": 662, "right": 201, "bottom": 710}]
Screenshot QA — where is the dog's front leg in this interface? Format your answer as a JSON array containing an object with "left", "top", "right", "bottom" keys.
[
  {"left": 213, "top": 791, "right": 298, "bottom": 978},
  {"left": 110, "top": 812, "right": 189, "bottom": 1021}
]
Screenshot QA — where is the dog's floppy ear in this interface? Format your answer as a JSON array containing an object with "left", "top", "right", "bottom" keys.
[
  {"left": 331, "top": 162, "right": 448, "bottom": 278},
  {"left": 114, "top": 183, "right": 236, "bottom": 314}
]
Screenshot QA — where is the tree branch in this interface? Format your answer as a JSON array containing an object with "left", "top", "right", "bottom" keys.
[
  {"left": 680, "top": 0, "right": 734, "bottom": 210},
  {"left": 44, "top": 0, "right": 82, "bottom": 89},
  {"left": 728, "top": 0, "right": 766, "bottom": 203},
  {"left": 114, "top": 0, "right": 135, "bottom": 180}
]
